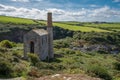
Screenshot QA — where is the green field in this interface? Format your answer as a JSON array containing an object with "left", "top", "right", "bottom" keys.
[
  {"left": 59, "top": 22, "right": 120, "bottom": 32},
  {"left": 53, "top": 22, "right": 110, "bottom": 32},
  {"left": 39, "top": 21, "right": 110, "bottom": 32},
  {"left": 0, "top": 16, "right": 120, "bottom": 32},
  {"left": 0, "top": 16, "right": 37, "bottom": 24}
]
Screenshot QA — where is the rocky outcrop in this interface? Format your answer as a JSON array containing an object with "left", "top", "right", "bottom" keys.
[{"left": 71, "top": 43, "right": 120, "bottom": 54}]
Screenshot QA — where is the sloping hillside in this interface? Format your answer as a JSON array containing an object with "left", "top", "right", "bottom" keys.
[
  {"left": 1, "top": 15, "right": 120, "bottom": 32},
  {"left": 0, "top": 16, "right": 37, "bottom": 24}
]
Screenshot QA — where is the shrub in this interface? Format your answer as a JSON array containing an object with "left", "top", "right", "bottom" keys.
[
  {"left": 87, "top": 65, "right": 112, "bottom": 80},
  {"left": 97, "top": 50, "right": 108, "bottom": 54},
  {"left": 28, "top": 67, "right": 42, "bottom": 77},
  {"left": 60, "top": 48, "right": 75, "bottom": 55},
  {"left": 0, "top": 61, "right": 13, "bottom": 78},
  {"left": 35, "top": 62, "right": 48, "bottom": 69},
  {"left": 13, "top": 57, "right": 19, "bottom": 62},
  {"left": 13, "top": 61, "right": 30, "bottom": 77},
  {"left": 54, "top": 40, "right": 69, "bottom": 48},
  {"left": 114, "top": 62, "right": 120, "bottom": 71},
  {"left": 36, "top": 62, "right": 65, "bottom": 71},
  {"left": 64, "top": 49, "right": 75, "bottom": 54},
  {"left": 28, "top": 53, "right": 40, "bottom": 65},
  {"left": 115, "top": 53, "right": 120, "bottom": 62},
  {"left": 12, "top": 51, "right": 22, "bottom": 58},
  {"left": 0, "top": 40, "right": 16, "bottom": 48},
  {"left": 0, "top": 47, "right": 8, "bottom": 52},
  {"left": 65, "top": 68, "right": 85, "bottom": 74}
]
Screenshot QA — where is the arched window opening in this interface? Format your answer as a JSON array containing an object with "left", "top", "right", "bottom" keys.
[{"left": 30, "top": 41, "right": 34, "bottom": 53}]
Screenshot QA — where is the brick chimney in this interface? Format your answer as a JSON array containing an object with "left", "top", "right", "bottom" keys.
[
  {"left": 47, "top": 12, "right": 52, "bottom": 27},
  {"left": 47, "top": 12, "right": 54, "bottom": 59}
]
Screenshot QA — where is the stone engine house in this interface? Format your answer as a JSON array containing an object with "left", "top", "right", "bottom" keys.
[{"left": 24, "top": 12, "right": 54, "bottom": 60}]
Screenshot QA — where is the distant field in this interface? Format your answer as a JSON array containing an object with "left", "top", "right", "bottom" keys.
[
  {"left": 54, "top": 23, "right": 110, "bottom": 32},
  {"left": 0, "top": 16, "right": 119, "bottom": 32},
  {"left": 59, "top": 22, "right": 120, "bottom": 32},
  {"left": 84, "top": 23, "right": 120, "bottom": 30},
  {"left": 0, "top": 16, "right": 37, "bottom": 24},
  {"left": 39, "top": 21, "right": 110, "bottom": 32}
]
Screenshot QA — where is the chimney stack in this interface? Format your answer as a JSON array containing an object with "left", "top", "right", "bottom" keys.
[
  {"left": 47, "top": 12, "right": 52, "bottom": 27},
  {"left": 47, "top": 12, "right": 54, "bottom": 59}
]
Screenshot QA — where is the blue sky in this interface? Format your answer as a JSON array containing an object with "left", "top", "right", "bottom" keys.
[{"left": 0, "top": 0, "right": 120, "bottom": 22}]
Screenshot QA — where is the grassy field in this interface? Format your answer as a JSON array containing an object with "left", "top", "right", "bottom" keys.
[
  {"left": 0, "top": 16, "right": 37, "bottom": 24},
  {"left": 53, "top": 22, "right": 110, "bottom": 32},
  {"left": 59, "top": 22, "right": 120, "bottom": 32},
  {"left": 0, "top": 16, "right": 119, "bottom": 32},
  {"left": 39, "top": 21, "right": 110, "bottom": 32}
]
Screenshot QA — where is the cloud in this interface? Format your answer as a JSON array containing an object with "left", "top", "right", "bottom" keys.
[
  {"left": 89, "top": 6, "right": 110, "bottom": 18},
  {"left": 89, "top": 6, "right": 120, "bottom": 18},
  {"left": 113, "top": 0, "right": 120, "bottom": 2},
  {"left": 0, "top": 4, "right": 120, "bottom": 22},
  {"left": 34, "top": 0, "right": 43, "bottom": 1},
  {"left": 90, "top": 5, "right": 98, "bottom": 7},
  {"left": 11, "top": 0, "right": 29, "bottom": 2},
  {"left": 11, "top": 0, "right": 44, "bottom": 2}
]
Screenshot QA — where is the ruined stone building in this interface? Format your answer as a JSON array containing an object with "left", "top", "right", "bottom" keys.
[{"left": 24, "top": 12, "right": 54, "bottom": 60}]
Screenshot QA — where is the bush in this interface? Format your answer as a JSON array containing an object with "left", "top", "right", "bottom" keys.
[
  {"left": 36, "top": 62, "right": 65, "bottom": 71},
  {"left": 12, "top": 51, "right": 22, "bottom": 58},
  {"left": 35, "top": 62, "right": 48, "bottom": 69},
  {"left": 0, "top": 61, "right": 13, "bottom": 78},
  {"left": 28, "top": 53, "right": 40, "bottom": 65},
  {"left": 0, "top": 47, "right": 8, "bottom": 52},
  {"left": 64, "top": 48, "right": 76, "bottom": 55},
  {"left": 0, "top": 40, "right": 16, "bottom": 48},
  {"left": 54, "top": 40, "right": 69, "bottom": 48},
  {"left": 28, "top": 67, "right": 42, "bottom": 77},
  {"left": 87, "top": 65, "right": 112, "bottom": 80},
  {"left": 114, "top": 62, "right": 120, "bottom": 71},
  {"left": 13, "top": 61, "right": 30, "bottom": 77}
]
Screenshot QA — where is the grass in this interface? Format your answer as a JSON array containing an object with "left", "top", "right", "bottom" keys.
[
  {"left": 0, "top": 16, "right": 37, "bottom": 24},
  {"left": 0, "top": 39, "right": 120, "bottom": 79},
  {"left": 55, "top": 21, "right": 120, "bottom": 32},
  {"left": 0, "top": 16, "right": 119, "bottom": 32},
  {"left": 53, "top": 23, "right": 110, "bottom": 32},
  {"left": 39, "top": 21, "right": 110, "bottom": 32},
  {"left": 53, "top": 48, "right": 119, "bottom": 80},
  {"left": 84, "top": 23, "right": 120, "bottom": 28}
]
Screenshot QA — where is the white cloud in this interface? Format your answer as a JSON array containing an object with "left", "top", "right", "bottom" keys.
[
  {"left": 89, "top": 6, "right": 110, "bottom": 18},
  {"left": 11, "top": 0, "right": 29, "bottom": 2},
  {"left": 90, "top": 5, "right": 98, "bottom": 7},
  {"left": 11, "top": 0, "right": 44, "bottom": 2},
  {"left": 0, "top": 4, "right": 120, "bottom": 22},
  {"left": 113, "top": 0, "right": 120, "bottom": 2},
  {"left": 89, "top": 6, "right": 120, "bottom": 18},
  {"left": 34, "top": 0, "right": 43, "bottom": 1}
]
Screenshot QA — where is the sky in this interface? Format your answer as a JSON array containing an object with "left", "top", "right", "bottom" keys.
[{"left": 0, "top": 0, "right": 120, "bottom": 22}]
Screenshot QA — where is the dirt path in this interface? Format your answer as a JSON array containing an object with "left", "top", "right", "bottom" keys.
[{"left": 35, "top": 74, "right": 102, "bottom": 80}]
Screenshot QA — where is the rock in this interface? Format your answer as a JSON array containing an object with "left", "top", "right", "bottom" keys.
[{"left": 51, "top": 74, "right": 60, "bottom": 78}]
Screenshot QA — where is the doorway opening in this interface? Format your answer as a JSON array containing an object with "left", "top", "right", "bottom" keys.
[{"left": 30, "top": 41, "right": 34, "bottom": 53}]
